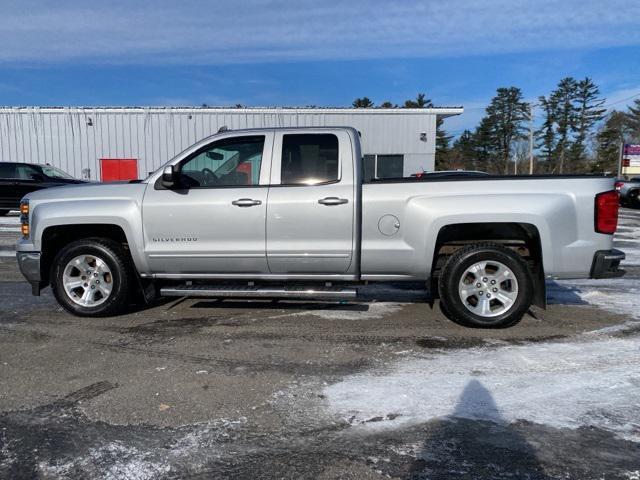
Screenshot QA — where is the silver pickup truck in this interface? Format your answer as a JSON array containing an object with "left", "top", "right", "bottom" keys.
[{"left": 16, "top": 127, "right": 625, "bottom": 328}]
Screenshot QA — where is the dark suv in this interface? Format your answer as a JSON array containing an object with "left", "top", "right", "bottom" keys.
[{"left": 0, "top": 163, "right": 86, "bottom": 215}]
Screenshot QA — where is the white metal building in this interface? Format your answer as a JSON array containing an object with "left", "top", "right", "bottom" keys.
[{"left": 0, "top": 107, "right": 463, "bottom": 181}]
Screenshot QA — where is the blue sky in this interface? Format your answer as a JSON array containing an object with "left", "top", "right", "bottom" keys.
[{"left": 1, "top": 0, "right": 640, "bottom": 134}]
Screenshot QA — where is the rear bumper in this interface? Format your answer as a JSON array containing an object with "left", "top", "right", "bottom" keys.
[
  {"left": 16, "top": 251, "right": 42, "bottom": 295},
  {"left": 590, "top": 249, "right": 625, "bottom": 279}
]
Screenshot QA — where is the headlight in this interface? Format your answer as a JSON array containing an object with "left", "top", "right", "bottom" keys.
[{"left": 20, "top": 199, "right": 29, "bottom": 238}]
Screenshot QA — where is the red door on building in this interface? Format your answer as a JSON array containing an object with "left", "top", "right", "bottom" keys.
[{"left": 100, "top": 159, "right": 138, "bottom": 182}]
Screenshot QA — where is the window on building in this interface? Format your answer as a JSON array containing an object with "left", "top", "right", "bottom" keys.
[
  {"left": 281, "top": 134, "right": 339, "bottom": 185},
  {"left": 180, "top": 136, "right": 265, "bottom": 187},
  {"left": 363, "top": 155, "right": 376, "bottom": 182},
  {"left": 362, "top": 154, "right": 405, "bottom": 181},
  {"left": 376, "top": 155, "right": 404, "bottom": 179}
]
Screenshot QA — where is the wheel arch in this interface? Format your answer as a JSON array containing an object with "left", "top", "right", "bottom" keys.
[
  {"left": 40, "top": 224, "right": 134, "bottom": 288},
  {"left": 430, "top": 222, "right": 546, "bottom": 308}
]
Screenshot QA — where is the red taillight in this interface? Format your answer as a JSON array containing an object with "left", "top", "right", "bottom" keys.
[
  {"left": 614, "top": 181, "right": 623, "bottom": 191},
  {"left": 595, "top": 190, "right": 619, "bottom": 234}
]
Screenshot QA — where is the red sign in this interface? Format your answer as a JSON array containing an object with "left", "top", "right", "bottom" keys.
[{"left": 100, "top": 159, "right": 138, "bottom": 182}]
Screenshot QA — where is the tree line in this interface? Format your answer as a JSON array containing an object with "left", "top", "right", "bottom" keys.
[{"left": 353, "top": 80, "right": 640, "bottom": 174}]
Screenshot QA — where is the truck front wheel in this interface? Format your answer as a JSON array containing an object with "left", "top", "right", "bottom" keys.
[
  {"left": 438, "top": 243, "right": 533, "bottom": 328},
  {"left": 51, "top": 238, "right": 131, "bottom": 317}
]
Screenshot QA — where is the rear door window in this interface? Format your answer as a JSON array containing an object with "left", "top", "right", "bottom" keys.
[{"left": 280, "top": 134, "right": 339, "bottom": 185}]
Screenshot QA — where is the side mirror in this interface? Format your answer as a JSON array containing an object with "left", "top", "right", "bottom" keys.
[
  {"left": 161, "top": 165, "right": 177, "bottom": 188},
  {"left": 31, "top": 173, "right": 45, "bottom": 182}
]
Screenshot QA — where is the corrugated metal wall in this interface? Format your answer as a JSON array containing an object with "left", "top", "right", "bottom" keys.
[{"left": 0, "top": 107, "right": 446, "bottom": 179}]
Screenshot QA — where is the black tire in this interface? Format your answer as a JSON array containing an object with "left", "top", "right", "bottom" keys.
[
  {"left": 50, "top": 238, "right": 131, "bottom": 317},
  {"left": 0, "top": 210, "right": 9, "bottom": 216},
  {"left": 438, "top": 243, "right": 533, "bottom": 328}
]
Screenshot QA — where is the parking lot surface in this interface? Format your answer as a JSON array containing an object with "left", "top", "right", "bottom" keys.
[{"left": 1, "top": 210, "right": 640, "bottom": 479}]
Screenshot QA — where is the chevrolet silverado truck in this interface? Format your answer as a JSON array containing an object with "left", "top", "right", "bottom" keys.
[{"left": 16, "top": 127, "right": 625, "bottom": 328}]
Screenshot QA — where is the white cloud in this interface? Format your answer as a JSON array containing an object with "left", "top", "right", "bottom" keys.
[{"left": 1, "top": 0, "right": 639, "bottom": 65}]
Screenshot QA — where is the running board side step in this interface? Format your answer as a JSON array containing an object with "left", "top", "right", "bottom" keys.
[{"left": 160, "top": 284, "right": 357, "bottom": 300}]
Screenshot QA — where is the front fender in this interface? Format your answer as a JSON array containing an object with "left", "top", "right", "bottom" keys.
[{"left": 22, "top": 197, "right": 149, "bottom": 275}]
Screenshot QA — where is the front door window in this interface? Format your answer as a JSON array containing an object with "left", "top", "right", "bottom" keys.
[{"left": 180, "top": 136, "right": 264, "bottom": 187}]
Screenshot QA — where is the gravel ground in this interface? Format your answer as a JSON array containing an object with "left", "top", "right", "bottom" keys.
[{"left": 1, "top": 209, "right": 639, "bottom": 479}]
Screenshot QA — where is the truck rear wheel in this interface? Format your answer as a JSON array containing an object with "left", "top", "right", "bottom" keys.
[
  {"left": 51, "top": 238, "right": 131, "bottom": 317},
  {"left": 438, "top": 243, "right": 533, "bottom": 328}
]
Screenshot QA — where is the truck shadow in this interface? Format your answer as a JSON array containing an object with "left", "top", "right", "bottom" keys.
[
  {"left": 137, "top": 281, "right": 586, "bottom": 316},
  {"left": 545, "top": 280, "right": 588, "bottom": 306},
  {"left": 406, "top": 379, "right": 548, "bottom": 479},
  {"left": 189, "top": 298, "right": 371, "bottom": 313}
]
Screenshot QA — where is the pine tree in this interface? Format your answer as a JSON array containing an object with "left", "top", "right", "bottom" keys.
[
  {"left": 403, "top": 93, "right": 432, "bottom": 108},
  {"left": 352, "top": 97, "right": 374, "bottom": 108},
  {"left": 473, "top": 117, "right": 499, "bottom": 173},
  {"left": 625, "top": 98, "right": 640, "bottom": 140},
  {"left": 595, "top": 111, "right": 630, "bottom": 173},
  {"left": 435, "top": 125, "right": 453, "bottom": 170},
  {"left": 551, "top": 77, "right": 579, "bottom": 173},
  {"left": 484, "top": 87, "right": 530, "bottom": 174},
  {"left": 380, "top": 101, "right": 395, "bottom": 108},
  {"left": 449, "top": 130, "right": 477, "bottom": 170},
  {"left": 535, "top": 95, "right": 558, "bottom": 172},
  {"left": 569, "top": 78, "right": 606, "bottom": 171}
]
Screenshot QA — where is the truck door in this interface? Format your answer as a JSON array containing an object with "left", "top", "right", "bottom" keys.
[
  {"left": 266, "top": 131, "right": 356, "bottom": 274},
  {"left": 142, "top": 133, "right": 273, "bottom": 275}
]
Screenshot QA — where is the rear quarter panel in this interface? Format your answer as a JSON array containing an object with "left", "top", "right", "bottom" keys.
[{"left": 361, "top": 177, "right": 616, "bottom": 280}]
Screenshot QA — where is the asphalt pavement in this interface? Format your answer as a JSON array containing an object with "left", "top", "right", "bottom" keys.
[{"left": 1, "top": 209, "right": 639, "bottom": 479}]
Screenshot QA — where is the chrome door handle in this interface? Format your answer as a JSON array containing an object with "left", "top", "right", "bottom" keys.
[
  {"left": 318, "top": 197, "right": 348, "bottom": 206},
  {"left": 232, "top": 198, "right": 262, "bottom": 207}
]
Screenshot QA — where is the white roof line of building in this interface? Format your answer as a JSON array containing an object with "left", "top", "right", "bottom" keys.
[{"left": 0, "top": 106, "right": 464, "bottom": 117}]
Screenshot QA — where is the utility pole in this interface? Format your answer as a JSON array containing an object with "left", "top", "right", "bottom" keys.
[
  {"left": 617, "top": 141, "right": 625, "bottom": 179},
  {"left": 528, "top": 103, "right": 535, "bottom": 175}
]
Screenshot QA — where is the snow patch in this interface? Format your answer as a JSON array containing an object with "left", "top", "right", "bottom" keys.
[
  {"left": 549, "top": 278, "right": 640, "bottom": 321},
  {"left": 323, "top": 336, "right": 640, "bottom": 440},
  {"left": 35, "top": 418, "right": 246, "bottom": 479},
  {"left": 287, "top": 302, "right": 404, "bottom": 320},
  {"left": 38, "top": 442, "right": 171, "bottom": 480}
]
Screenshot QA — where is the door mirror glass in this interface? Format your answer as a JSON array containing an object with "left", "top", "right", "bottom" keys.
[{"left": 162, "top": 165, "right": 177, "bottom": 188}]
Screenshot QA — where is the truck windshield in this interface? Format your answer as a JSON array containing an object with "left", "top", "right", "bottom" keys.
[{"left": 41, "top": 166, "right": 74, "bottom": 179}]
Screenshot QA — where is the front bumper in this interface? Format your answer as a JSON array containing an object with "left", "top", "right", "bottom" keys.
[
  {"left": 16, "top": 251, "right": 42, "bottom": 295},
  {"left": 590, "top": 249, "right": 625, "bottom": 279}
]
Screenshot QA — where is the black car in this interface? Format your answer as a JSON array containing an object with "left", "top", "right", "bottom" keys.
[
  {"left": 615, "top": 177, "right": 640, "bottom": 208},
  {"left": 0, "top": 162, "right": 87, "bottom": 215}
]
